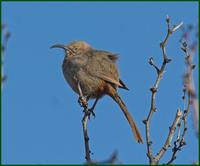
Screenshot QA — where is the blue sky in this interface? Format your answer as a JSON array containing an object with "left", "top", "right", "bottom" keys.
[{"left": 2, "top": 2, "right": 198, "bottom": 164}]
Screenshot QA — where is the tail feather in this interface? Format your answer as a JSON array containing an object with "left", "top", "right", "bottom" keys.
[{"left": 111, "top": 93, "right": 143, "bottom": 143}]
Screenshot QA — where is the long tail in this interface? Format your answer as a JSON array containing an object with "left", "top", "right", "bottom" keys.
[{"left": 111, "top": 93, "right": 143, "bottom": 143}]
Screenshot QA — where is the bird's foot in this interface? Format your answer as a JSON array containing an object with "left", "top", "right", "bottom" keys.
[
  {"left": 78, "top": 96, "right": 88, "bottom": 108},
  {"left": 83, "top": 108, "right": 96, "bottom": 120},
  {"left": 88, "top": 108, "right": 96, "bottom": 119},
  {"left": 78, "top": 96, "right": 96, "bottom": 119}
]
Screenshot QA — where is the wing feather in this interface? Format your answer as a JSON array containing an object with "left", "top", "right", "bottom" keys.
[{"left": 85, "top": 50, "right": 125, "bottom": 89}]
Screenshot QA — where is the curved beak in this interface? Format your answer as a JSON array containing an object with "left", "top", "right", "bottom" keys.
[{"left": 50, "top": 44, "right": 65, "bottom": 49}]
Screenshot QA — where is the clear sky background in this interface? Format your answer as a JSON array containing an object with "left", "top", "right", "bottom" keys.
[{"left": 2, "top": 2, "right": 198, "bottom": 164}]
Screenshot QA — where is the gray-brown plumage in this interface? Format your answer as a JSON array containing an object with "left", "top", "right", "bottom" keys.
[{"left": 51, "top": 41, "right": 143, "bottom": 143}]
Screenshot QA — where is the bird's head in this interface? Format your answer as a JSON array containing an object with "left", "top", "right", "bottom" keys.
[{"left": 50, "top": 40, "right": 92, "bottom": 57}]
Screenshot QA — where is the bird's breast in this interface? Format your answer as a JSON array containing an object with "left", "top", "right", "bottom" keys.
[{"left": 62, "top": 59, "right": 80, "bottom": 94}]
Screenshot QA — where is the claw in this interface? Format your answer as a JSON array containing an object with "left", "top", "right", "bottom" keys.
[
  {"left": 87, "top": 108, "right": 96, "bottom": 119},
  {"left": 89, "top": 108, "right": 96, "bottom": 118},
  {"left": 82, "top": 108, "right": 96, "bottom": 119},
  {"left": 78, "top": 96, "right": 88, "bottom": 108},
  {"left": 78, "top": 96, "right": 96, "bottom": 119}
]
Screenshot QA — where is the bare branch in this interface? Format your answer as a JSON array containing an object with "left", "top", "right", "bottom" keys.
[
  {"left": 172, "top": 22, "right": 184, "bottom": 32},
  {"left": 148, "top": 57, "right": 160, "bottom": 74},
  {"left": 2, "top": 23, "right": 11, "bottom": 87},
  {"left": 155, "top": 109, "right": 182, "bottom": 162},
  {"left": 144, "top": 16, "right": 183, "bottom": 164},
  {"left": 78, "top": 95, "right": 93, "bottom": 163},
  {"left": 82, "top": 110, "right": 92, "bottom": 163},
  {"left": 166, "top": 28, "right": 198, "bottom": 164},
  {"left": 81, "top": 103, "right": 122, "bottom": 164},
  {"left": 180, "top": 30, "right": 198, "bottom": 136},
  {"left": 166, "top": 93, "right": 191, "bottom": 164}
]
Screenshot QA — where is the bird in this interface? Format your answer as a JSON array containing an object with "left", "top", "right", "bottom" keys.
[{"left": 51, "top": 40, "right": 143, "bottom": 143}]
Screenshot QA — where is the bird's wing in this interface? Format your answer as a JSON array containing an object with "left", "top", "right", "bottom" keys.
[
  {"left": 119, "top": 79, "right": 129, "bottom": 90},
  {"left": 95, "top": 74, "right": 123, "bottom": 87},
  {"left": 95, "top": 74, "right": 129, "bottom": 90},
  {"left": 86, "top": 50, "right": 125, "bottom": 88}
]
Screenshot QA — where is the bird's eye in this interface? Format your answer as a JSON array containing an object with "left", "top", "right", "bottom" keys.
[{"left": 74, "top": 47, "right": 78, "bottom": 51}]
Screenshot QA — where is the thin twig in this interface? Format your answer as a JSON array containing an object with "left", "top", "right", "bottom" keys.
[
  {"left": 175, "top": 88, "right": 186, "bottom": 142},
  {"left": 144, "top": 16, "right": 183, "bottom": 164},
  {"left": 77, "top": 82, "right": 92, "bottom": 163},
  {"left": 2, "top": 23, "right": 11, "bottom": 85},
  {"left": 184, "top": 44, "right": 198, "bottom": 136},
  {"left": 180, "top": 24, "right": 198, "bottom": 136},
  {"left": 166, "top": 93, "right": 191, "bottom": 164},
  {"left": 166, "top": 40, "right": 196, "bottom": 164},
  {"left": 81, "top": 102, "right": 121, "bottom": 164},
  {"left": 155, "top": 109, "right": 182, "bottom": 162},
  {"left": 82, "top": 108, "right": 92, "bottom": 163}
]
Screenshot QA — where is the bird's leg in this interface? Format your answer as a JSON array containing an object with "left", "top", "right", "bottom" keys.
[
  {"left": 78, "top": 96, "right": 88, "bottom": 108},
  {"left": 77, "top": 82, "right": 98, "bottom": 119},
  {"left": 77, "top": 82, "right": 93, "bottom": 119},
  {"left": 77, "top": 82, "right": 88, "bottom": 109},
  {"left": 88, "top": 97, "right": 99, "bottom": 118}
]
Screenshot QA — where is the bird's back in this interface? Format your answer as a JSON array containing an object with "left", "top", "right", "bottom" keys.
[{"left": 86, "top": 50, "right": 120, "bottom": 88}]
